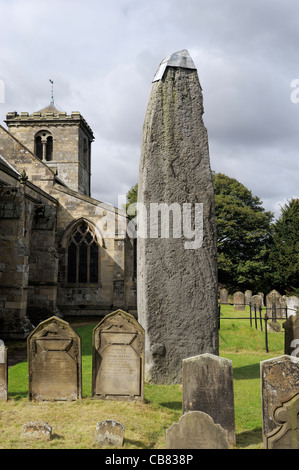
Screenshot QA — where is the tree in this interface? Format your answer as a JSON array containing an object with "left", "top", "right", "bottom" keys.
[
  {"left": 213, "top": 173, "right": 274, "bottom": 291},
  {"left": 125, "top": 174, "right": 274, "bottom": 292},
  {"left": 268, "top": 198, "right": 299, "bottom": 294}
]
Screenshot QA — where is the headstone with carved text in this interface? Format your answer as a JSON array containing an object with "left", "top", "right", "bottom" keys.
[
  {"left": 92, "top": 309, "right": 144, "bottom": 401},
  {"left": 28, "top": 316, "right": 82, "bottom": 401}
]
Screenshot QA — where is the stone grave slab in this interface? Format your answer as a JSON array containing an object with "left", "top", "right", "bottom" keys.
[
  {"left": 233, "top": 291, "right": 245, "bottom": 310},
  {"left": 182, "top": 353, "right": 235, "bottom": 446},
  {"left": 95, "top": 420, "right": 125, "bottom": 447},
  {"left": 166, "top": 411, "right": 230, "bottom": 449},
  {"left": 261, "top": 355, "right": 299, "bottom": 439},
  {"left": 92, "top": 309, "right": 144, "bottom": 401},
  {"left": 0, "top": 340, "right": 7, "bottom": 401},
  {"left": 264, "top": 393, "right": 299, "bottom": 449},
  {"left": 27, "top": 316, "right": 82, "bottom": 401},
  {"left": 283, "top": 310, "right": 299, "bottom": 356}
]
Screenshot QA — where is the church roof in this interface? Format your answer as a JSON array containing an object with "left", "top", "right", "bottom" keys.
[{"left": 32, "top": 102, "right": 63, "bottom": 116}]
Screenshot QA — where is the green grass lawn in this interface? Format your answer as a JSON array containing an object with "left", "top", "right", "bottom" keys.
[{"left": 0, "top": 305, "right": 286, "bottom": 449}]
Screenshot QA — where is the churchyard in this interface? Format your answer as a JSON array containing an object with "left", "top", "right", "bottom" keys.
[{"left": 0, "top": 303, "right": 287, "bottom": 449}]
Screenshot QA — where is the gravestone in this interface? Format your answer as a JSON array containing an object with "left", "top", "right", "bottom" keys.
[
  {"left": 285, "top": 296, "right": 299, "bottom": 317},
  {"left": 137, "top": 49, "right": 219, "bottom": 385},
  {"left": 266, "top": 290, "right": 284, "bottom": 319},
  {"left": 21, "top": 422, "right": 52, "bottom": 440},
  {"left": 182, "top": 353, "right": 235, "bottom": 446},
  {"left": 264, "top": 393, "right": 299, "bottom": 449},
  {"left": 95, "top": 420, "right": 125, "bottom": 447},
  {"left": 0, "top": 340, "right": 8, "bottom": 400},
  {"left": 258, "top": 292, "right": 265, "bottom": 306},
  {"left": 244, "top": 290, "right": 252, "bottom": 305},
  {"left": 283, "top": 310, "right": 299, "bottom": 356},
  {"left": 250, "top": 295, "right": 263, "bottom": 309},
  {"left": 220, "top": 288, "right": 228, "bottom": 304},
  {"left": 28, "top": 316, "right": 82, "bottom": 401},
  {"left": 233, "top": 292, "right": 245, "bottom": 311},
  {"left": 260, "top": 355, "right": 299, "bottom": 439},
  {"left": 166, "top": 411, "right": 230, "bottom": 449},
  {"left": 92, "top": 309, "right": 144, "bottom": 401}
]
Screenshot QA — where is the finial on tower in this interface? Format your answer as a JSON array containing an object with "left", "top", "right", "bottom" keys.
[{"left": 49, "top": 79, "right": 54, "bottom": 106}]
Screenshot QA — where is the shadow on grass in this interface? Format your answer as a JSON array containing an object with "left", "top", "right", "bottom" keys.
[
  {"left": 236, "top": 427, "right": 262, "bottom": 448},
  {"left": 159, "top": 401, "right": 182, "bottom": 411},
  {"left": 233, "top": 363, "right": 260, "bottom": 380}
]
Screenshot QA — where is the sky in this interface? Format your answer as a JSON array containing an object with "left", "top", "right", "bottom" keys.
[{"left": 0, "top": 0, "right": 298, "bottom": 219}]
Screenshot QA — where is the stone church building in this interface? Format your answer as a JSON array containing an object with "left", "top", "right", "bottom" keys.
[{"left": 0, "top": 103, "right": 136, "bottom": 339}]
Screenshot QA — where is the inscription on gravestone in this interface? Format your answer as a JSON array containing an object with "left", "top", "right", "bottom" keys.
[
  {"left": 28, "top": 316, "right": 82, "bottom": 401},
  {"left": 92, "top": 310, "right": 144, "bottom": 401},
  {"left": 0, "top": 339, "right": 8, "bottom": 401}
]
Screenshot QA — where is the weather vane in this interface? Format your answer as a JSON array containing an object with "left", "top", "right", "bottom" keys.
[{"left": 49, "top": 79, "right": 54, "bottom": 105}]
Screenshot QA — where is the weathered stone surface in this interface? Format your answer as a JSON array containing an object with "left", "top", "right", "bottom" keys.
[
  {"left": 266, "top": 289, "right": 285, "bottom": 319},
  {"left": 182, "top": 353, "right": 235, "bottom": 446},
  {"left": 166, "top": 411, "right": 230, "bottom": 449},
  {"left": 0, "top": 340, "right": 7, "bottom": 401},
  {"left": 21, "top": 421, "right": 52, "bottom": 440},
  {"left": 250, "top": 294, "right": 263, "bottom": 308},
  {"left": 28, "top": 316, "right": 82, "bottom": 401},
  {"left": 264, "top": 393, "right": 299, "bottom": 449},
  {"left": 137, "top": 49, "right": 218, "bottom": 385},
  {"left": 244, "top": 290, "right": 252, "bottom": 305},
  {"left": 95, "top": 420, "right": 125, "bottom": 447},
  {"left": 220, "top": 288, "right": 228, "bottom": 304},
  {"left": 261, "top": 355, "right": 299, "bottom": 439},
  {"left": 283, "top": 310, "right": 299, "bottom": 356},
  {"left": 233, "top": 291, "right": 245, "bottom": 311},
  {"left": 92, "top": 309, "right": 144, "bottom": 400},
  {"left": 285, "top": 296, "right": 299, "bottom": 316}
]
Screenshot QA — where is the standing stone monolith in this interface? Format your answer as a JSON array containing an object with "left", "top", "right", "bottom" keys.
[{"left": 137, "top": 49, "right": 218, "bottom": 384}]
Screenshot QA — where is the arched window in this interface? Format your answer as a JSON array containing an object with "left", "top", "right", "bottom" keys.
[
  {"left": 34, "top": 130, "right": 53, "bottom": 161},
  {"left": 67, "top": 221, "right": 99, "bottom": 283}
]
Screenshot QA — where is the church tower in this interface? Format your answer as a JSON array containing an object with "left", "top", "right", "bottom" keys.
[{"left": 5, "top": 102, "right": 94, "bottom": 196}]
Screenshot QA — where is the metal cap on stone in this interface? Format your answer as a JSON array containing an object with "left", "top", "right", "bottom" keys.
[{"left": 153, "top": 49, "right": 197, "bottom": 82}]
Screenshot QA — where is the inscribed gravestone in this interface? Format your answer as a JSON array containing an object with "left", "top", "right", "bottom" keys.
[
  {"left": 283, "top": 310, "right": 299, "bottom": 356},
  {"left": 260, "top": 355, "right": 299, "bottom": 439},
  {"left": 233, "top": 291, "right": 245, "bottom": 311},
  {"left": 166, "top": 411, "right": 230, "bottom": 449},
  {"left": 0, "top": 340, "right": 7, "bottom": 400},
  {"left": 92, "top": 309, "right": 144, "bottom": 401},
  {"left": 137, "top": 49, "right": 219, "bottom": 385},
  {"left": 220, "top": 288, "right": 228, "bottom": 304},
  {"left": 264, "top": 393, "right": 299, "bottom": 449},
  {"left": 182, "top": 353, "right": 235, "bottom": 446},
  {"left": 28, "top": 316, "right": 82, "bottom": 401}
]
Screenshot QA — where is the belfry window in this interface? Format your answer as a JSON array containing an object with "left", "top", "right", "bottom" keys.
[
  {"left": 67, "top": 221, "right": 99, "bottom": 283},
  {"left": 34, "top": 130, "right": 53, "bottom": 161}
]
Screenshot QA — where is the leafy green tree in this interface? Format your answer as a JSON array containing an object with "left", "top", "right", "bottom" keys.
[
  {"left": 213, "top": 173, "right": 274, "bottom": 291},
  {"left": 268, "top": 198, "right": 299, "bottom": 294}
]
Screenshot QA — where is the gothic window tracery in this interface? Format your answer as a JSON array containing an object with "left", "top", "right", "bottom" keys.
[{"left": 67, "top": 221, "right": 99, "bottom": 284}]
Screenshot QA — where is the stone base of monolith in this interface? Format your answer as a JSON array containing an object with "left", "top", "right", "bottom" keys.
[{"left": 137, "top": 50, "right": 218, "bottom": 385}]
